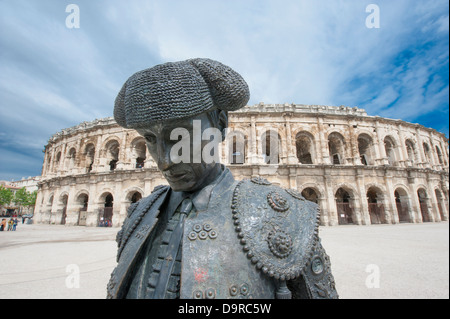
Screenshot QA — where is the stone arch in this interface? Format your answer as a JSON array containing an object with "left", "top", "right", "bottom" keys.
[
  {"left": 98, "top": 190, "right": 114, "bottom": 204},
  {"left": 73, "top": 190, "right": 89, "bottom": 226},
  {"left": 416, "top": 187, "right": 431, "bottom": 222},
  {"left": 45, "top": 154, "right": 52, "bottom": 175},
  {"left": 434, "top": 188, "right": 447, "bottom": 221},
  {"left": 65, "top": 147, "right": 77, "bottom": 170},
  {"left": 300, "top": 187, "right": 320, "bottom": 204},
  {"left": 357, "top": 133, "right": 375, "bottom": 165},
  {"left": 366, "top": 185, "right": 386, "bottom": 224},
  {"left": 47, "top": 193, "right": 54, "bottom": 207},
  {"left": 131, "top": 136, "right": 147, "bottom": 168},
  {"left": 82, "top": 143, "right": 96, "bottom": 173},
  {"left": 124, "top": 187, "right": 144, "bottom": 202},
  {"left": 261, "top": 129, "right": 282, "bottom": 164},
  {"left": 393, "top": 184, "right": 412, "bottom": 222},
  {"left": 74, "top": 189, "right": 89, "bottom": 206},
  {"left": 54, "top": 151, "right": 62, "bottom": 172},
  {"left": 103, "top": 139, "right": 120, "bottom": 171},
  {"left": 405, "top": 138, "right": 419, "bottom": 165},
  {"left": 393, "top": 186, "right": 412, "bottom": 223},
  {"left": 384, "top": 135, "right": 398, "bottom": 166},
  {"left": 435, "top": 145, "right": 445, "bottom": 165},
  {"left": 422, "top": 142, "right": 432, "bottom": 164},
  {"left": 334, "top": 186, "right": 356, "bottom": 225},
  {"left": 299, "top": 183, "right": 325, "bottom": 200},
  {"left": 58, "top": 192, "right": 69, "bottom": 225},
  {"left": 98, "top": 191, "right": 114, "bottom": 227},
  {"left": 327, "top": 132, "right": 346, "bottom": 165},
  {"left": 295, "top": 131, "right": 315, "bottom": 164},
  {"left": 227, "top": 129, "right": 247, "bottom": 164}
]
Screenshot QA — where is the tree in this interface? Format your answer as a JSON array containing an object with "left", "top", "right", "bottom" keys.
[
  {"left": 0, "top": 185, "right": 13, "bottom": 207},
  {"left": 13, "top": 187, "right": 37, "bottom": 214}
]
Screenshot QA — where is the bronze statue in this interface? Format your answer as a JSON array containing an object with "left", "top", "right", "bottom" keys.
[{"left": 107, "top": 58, "right": 338, "bottom": 299}]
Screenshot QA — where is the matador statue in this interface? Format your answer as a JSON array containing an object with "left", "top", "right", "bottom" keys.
[{"left": 107, "top": 58, "right": 338, "bottom": 299}]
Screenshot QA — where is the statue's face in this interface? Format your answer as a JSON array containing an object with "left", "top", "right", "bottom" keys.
[{"left": 136, "top": 112, "right": 224, "bottom": 192}]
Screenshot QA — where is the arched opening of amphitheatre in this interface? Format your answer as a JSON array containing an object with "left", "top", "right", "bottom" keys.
[
  {"left": 83, "top": 143, "right": 95, "bottom": 173},
  {"left": 358, "top": 133, "right": 375, "bottom": 166},
  {"left": 417, "top": 188, "right": 430, "bottom": 223},
  {"left": 105, "top": 140, "right": 120, "bottom": 171},
  {"left": 132, "top": 137, "right": 147, "bottom": 169},
  {"left": 384, "top": 136, "right": 397, "bottom": 166},
  {"left": 59, "top": 194, "right": 68, "bottom": 225},
  {"left": 405, "top": 139, "right": 418, "bottom": 165},
  {"left": 335, "top": 188, "right": 354, "bottom": 225},
  {"left": 367, "top": 187, "right": 386, "bottom": 224},
  {"left": 99, "top": 192, "right": 114, "bottom": 227},
  {"left": 296, "top": 132, "right": 314, "bottom": 164},
  {"left": 262, "top": 130, "right": 281, "bottom": 164},
  {"left": 434, "top": 189, "right": 446, "bottom": 221},
  {"left": 328, "top": 132, "right": 346, "bottom": 165},
  {"left": 76, "top": 193, "right": 89, "bottom": 226},
  {"left": 301, "top": 187, "right": 319, "bottom": 204},
  {"left": 228, "top": 131, "right": 247, "bottom": 165},
  {"left": 394, "top": 188, "right": 411, "bottom": 223}
]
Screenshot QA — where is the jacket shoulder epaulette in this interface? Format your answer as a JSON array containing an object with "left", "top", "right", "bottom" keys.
[{"left": 232, "top": 177, "right": 320, "bottom": 281}]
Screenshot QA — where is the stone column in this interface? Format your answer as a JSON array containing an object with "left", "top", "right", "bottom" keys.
[
  {"left": 356, "top": 168, "right": 371, "bottom": 225},
  {"left": 346, "top": 120, "right": 358, "bottom": 165},
  {"left": 323, "top": 168, "right": 337, "bottom": 226},
  {"left": 58, "top": 143, "right": 67, "bottom": 175},
  {"left": 284, "top": 114, "right": 297, "bottom": 164},
  {"left": 384, "top": 168, "right": 397, "bottom": 224},
  {"left": 250, "top": 116, "right": 258, "bottom": 165},
  {"left": 116, "top": 132, "right": 128, "bottom": 170},
  {"left": 375, "top": 121, "right": 389, "bottom": 165},
  {"left": 397, "top": 123, "right": 409, "bottom": 167},
  {"left": 92, "top": 136, "right": 103, "bottom": 173},
  {"left": 317, "top": 117, "right": 330, "bottom": 164},
  {"left": 415, "top": 127, "right": 426, "bottom": 168}
]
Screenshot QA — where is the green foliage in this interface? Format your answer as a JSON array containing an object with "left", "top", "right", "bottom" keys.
[
  {"left": 14, "top": 187, "right": 29, "bottom": 207},
  {"left": 0, "top": 185, "right": 13, "bottom": 206}
]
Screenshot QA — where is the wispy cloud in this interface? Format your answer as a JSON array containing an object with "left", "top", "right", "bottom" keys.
[{"left": 0, "top": 0, "right": 448, "bottom": 180}]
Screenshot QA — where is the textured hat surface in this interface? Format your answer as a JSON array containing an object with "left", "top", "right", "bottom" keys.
[{"left": 114, "top": 58, "right": 250, "bottom": 128}]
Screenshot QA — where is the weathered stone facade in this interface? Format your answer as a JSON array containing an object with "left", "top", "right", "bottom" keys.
[{"left": 34, "top": 104, "right": 449, "bottom": 227}]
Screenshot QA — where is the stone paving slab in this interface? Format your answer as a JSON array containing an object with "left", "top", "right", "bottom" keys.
[{"left": 0, "top": 222, "right": 448, "bottom": 299}]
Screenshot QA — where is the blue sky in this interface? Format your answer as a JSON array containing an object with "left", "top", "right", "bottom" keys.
[{"left": 0, "top": 0, "right": 448, "bottom": 181}]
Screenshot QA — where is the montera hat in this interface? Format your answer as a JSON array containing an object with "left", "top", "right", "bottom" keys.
[{"left": 114, "top": 58, "right": 250, "bottom": 129}]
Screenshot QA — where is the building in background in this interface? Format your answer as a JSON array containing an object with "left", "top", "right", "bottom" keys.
[{"left": 33, "top": 104, "right": 449, "bottom": 227}]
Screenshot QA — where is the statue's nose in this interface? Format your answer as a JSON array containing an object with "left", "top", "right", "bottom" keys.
[{"left": 156, "top": 140, "right": 174, "bottom": 172}]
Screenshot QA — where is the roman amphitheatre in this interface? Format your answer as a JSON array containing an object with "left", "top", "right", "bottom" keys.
[{"left": 33, "top": 103, "right": 449, "bottom": 228}]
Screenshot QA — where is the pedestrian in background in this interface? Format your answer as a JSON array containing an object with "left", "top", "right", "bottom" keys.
[{"left": 7, "top": 218, "right": 14, "bottom": 231}]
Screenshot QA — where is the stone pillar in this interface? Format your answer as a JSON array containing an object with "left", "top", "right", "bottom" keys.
[
  {"left": 346, "top": 120, "right": 358, "bottom": 165},
  {"left": 289, "top": 167, "right": 297, "bottom": 190},
  {"left": 116, "top": 132, "right": 128, "bottom": 170},
  {"left": 356, "top": 168, "right": 371, "bottom": 225},
  {"left": 58, "top": 143, "right": 67, "bottom": 175},
  {"left": 92, "top": 136, "right": 103, "bottom": 173},
  {"left": 428, "top": 180, "right": 440, "bottom": 222},
  {"left": 250, "top": 116, "right": 258, "bottom": 165},
  {"left": 317, "top": 117, "right": 330, "bottom": 164},
  {"left": 415, "top": 127, "right": 426, "bottom": 168},
  {"left": 323, "top": 169, "right": 337, "bottom": 226},
  {"left": 397, "top": 123, "right": 409, "bottom": 167},
  {"left": 384, "top": 169, "right": 397, "bottom": 224},
  {"left": 284, "top": 114, "right": 297, "bottom": 164},
  {"left": 375, "top": 121, "right": 389, "bottom": 165}
]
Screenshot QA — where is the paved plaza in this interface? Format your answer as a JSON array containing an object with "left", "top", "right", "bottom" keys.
[{"left": 0, "top": 221, "right": 448, "bottom": 299}]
